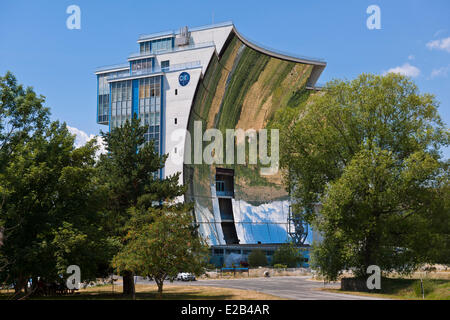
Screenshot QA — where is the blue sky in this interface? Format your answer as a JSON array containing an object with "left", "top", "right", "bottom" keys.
[{"left": 1, "top": 0, "right": 449, "bottom": 158}]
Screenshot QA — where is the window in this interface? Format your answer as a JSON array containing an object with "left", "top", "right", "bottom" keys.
[
  {"left": 161, "top": 60, "right": 170, "bottom": 72},
  {"left": 140, "top": 41, "right": 151, "bottom": 54},
  {"left": 110, "top": 80, "right": 132, "bottom": 129},
  {"left": 131, "top": 58, "right": 152, "bottom": 75},
  {"left": 174, "top": 118, "right": 177, "bottom": 125},
  {"left": 97, "top": 73, "right": 111, "bottom": 123},
  {"left": 138, "top": 76, "right": 162, "bottom": 155},
  {"left": 150, "top": 37, "right": 173, "bottom": 53}
]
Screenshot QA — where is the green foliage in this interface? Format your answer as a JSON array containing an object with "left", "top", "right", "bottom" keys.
[
  {"left": 272, "top": 244, "right": 303, "bottom": 268},
  {"left": 97, "top": 115, "right": 185, "bottom": 236},
  {"left": 97, "top": 115, "right": 187, "bottom": 295},
  {"left": 248, "top": 249, "right": 268, "bottom": 267},
  {"left": 273, "top": 264, "right": 288, "bottom": 269},
  {"left": 274, "top": 73, "right": 450, "bottom": 280},
  {"left": 0, "top": 72, "right": 115, "bottom": 294},
  {"left": 0, "top": 71, "right": 49, "bottom": 171},
  {"left": 112, "top": 208, "right": 208, "bottom": 296}
]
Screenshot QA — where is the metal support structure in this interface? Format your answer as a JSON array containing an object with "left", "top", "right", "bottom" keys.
[{"left": 287, "top": 205, "right": 308, "bottom": 245}]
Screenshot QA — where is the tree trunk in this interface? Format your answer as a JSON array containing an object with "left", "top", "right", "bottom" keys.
[
  {"left": 122, "top": 271, "right": 135, "bottom": 297},
  {"left": 155, "top": 277, "right": 164, "bottom": 299},
  {"left": 15, "top": 275, "right": 26, "bottom": 294}
]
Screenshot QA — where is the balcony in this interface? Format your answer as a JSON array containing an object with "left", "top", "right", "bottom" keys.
[
  {"left": 107, "top": 61, "right": 202, "bottom": 82},
  {"left": 95, "top": 63, "right": 129, "bottom": 74},
  {"left": 128, "top": 41, "right": 215, "bottom": 60}
]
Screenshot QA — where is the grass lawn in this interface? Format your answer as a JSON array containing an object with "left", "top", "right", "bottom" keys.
[
  {"left": 322, "top": 278, "right": 450, "bottom": 300},
  {"left": 0, "top": 284, "right": 284, "bottom": 300}
]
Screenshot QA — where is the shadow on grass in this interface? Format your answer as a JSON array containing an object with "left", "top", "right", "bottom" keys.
[
  {"left": 334, "top": 278, "right": 450, "bottom": 300},
  {"left": 1, "top": 290, "right": 235, "bottom": 300}
]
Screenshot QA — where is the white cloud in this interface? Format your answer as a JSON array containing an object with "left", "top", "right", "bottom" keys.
[
  {"left": 67, "top": 125, "right": 106, "bottom": 158},
  {"left": 384, "top": 63, "right": 421, "bottom": 78},
  {"left": 430, "top": 65, "right": 450, "bottom": 79},
  {"left": 426, "top": 37, "right": 450, "bottom": 53},
  {"left": 408, "top": 55, "right": 415, "bottom": 60}
]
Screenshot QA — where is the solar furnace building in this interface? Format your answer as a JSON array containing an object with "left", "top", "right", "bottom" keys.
[{"left": 95, "top": 22, "right": 326, "bottom": 266}]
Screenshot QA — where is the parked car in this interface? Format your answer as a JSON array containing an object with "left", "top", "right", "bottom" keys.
[{"left": 176, "top": 272, "right": 196, "bottom": 281}]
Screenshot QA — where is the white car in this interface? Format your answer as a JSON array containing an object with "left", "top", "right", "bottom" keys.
[{"left": 177, "top": 272, "right": 196, "bottom": 281}]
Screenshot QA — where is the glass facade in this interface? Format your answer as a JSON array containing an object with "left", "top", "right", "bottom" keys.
[
  {"left": 97, "top": 71, "right": 162, "bottom": 155},
  {"left": 131, "top": 58, "right": 153, "bottom": 76},
  {"left": 110, "top": 80, "right": 132, "bottom": 130},
  {"left": 97, "top": 74, "right": 110, "bottom": 124},
  {"left": 139, "top": 76, "right": 161, "bottom": 153},
  {"left": 140, "top": 37, "right": 173, "bottom": 54},
  {"left": 97, "top": 69, "right": 129, "bottom": 124}
]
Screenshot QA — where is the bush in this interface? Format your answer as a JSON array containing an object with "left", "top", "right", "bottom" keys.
[
  {"left": 274, "top": 264, "right": 288, "bottom": 269},
  {"left": 248, "top": 249, "right": 268, "bottom": 267},
  {"left": 205, "top": 264, "right": 216, "bottom": 271},
  {"left": 272, "top": 244, "right": 303, "bottom": 268}
]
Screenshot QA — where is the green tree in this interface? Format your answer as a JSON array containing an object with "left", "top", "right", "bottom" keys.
[
  {"left": 0, "top": 71, "right": 49, "bottom": 171},
  {"left": 97, "top": 115, "right": 186, "bottom": 296},
  {"left": 112, "top": 207, "right": 208, "bottom": 298},
  {"left": 0, "top": 71, "right": 50, "bottom": 274},
  {"left": 272, "top": 244, "right": 303, "bottom": 268},
  {"left": 274, "top": 73, "right": 449, "bottom": 280},
  {"left": 0, "top": 72, "right": 112, "bottom": 295},
  {"left": 248, "top": 249, "right": 268, "bottom": 267},
  {"left": 0, "top": 121, "right": 111, "bottom": 293}
]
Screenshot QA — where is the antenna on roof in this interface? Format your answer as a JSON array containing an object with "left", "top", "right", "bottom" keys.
[{"left": 175, "top": 26, "right": 190, "bottom": 47}]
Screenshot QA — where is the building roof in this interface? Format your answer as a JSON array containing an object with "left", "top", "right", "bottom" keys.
[{"left": 95, "top": 21, "right": 327, "bottom": 88}]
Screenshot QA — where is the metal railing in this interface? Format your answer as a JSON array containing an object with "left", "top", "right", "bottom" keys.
[
  {"left": 128, "top": 41, "right": 215, "bottom": 59},
  {"left": 95, "top": 63, "right": 129, "bottom": 73},
  {"left": 106, "top": 61, "right": 202, "bottom": 81}
]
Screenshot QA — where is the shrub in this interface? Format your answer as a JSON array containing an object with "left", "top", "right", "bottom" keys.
[
  {"left": 272, "top": 244, "right": 303, "bottom": 268},
  {"left": 274, "top": 264, "right": 288, "bottom": 269},
  {"left": 248, "top": 249, "right": 268, "bottom": 267}
]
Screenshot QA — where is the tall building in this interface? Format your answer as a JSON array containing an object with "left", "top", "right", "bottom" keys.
[{"left": 95, "top": 21, "right": 326, "bottom": 266}]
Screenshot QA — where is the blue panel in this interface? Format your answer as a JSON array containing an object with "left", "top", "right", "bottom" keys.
[
  {"left": 96, "top": 76, "right": 99, "bottom": 123},
  {"left": 159, "top": 76, "right": 164, "bottom": 179},
  {"left": 132, "top": 79, "right": 139, "bottom": 117},
  {"left": 108, "top": 84, "right": 112, "bottom": 133}
]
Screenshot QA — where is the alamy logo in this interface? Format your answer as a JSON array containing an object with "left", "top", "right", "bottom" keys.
[
  {"left": 366, "top": 5, "right": 381, "bottom": 30},
  {"left": 66, "top": 265, "right": 81, "bottom": 290},
  {"left": 169, "top": 121, "right": 279, "bottom": 175},
  {"left": 366, "top": 265, "right": 381, "bottom": 290},
  {"left": 66, "top": 5, "right": 81, "bottom": 30}
]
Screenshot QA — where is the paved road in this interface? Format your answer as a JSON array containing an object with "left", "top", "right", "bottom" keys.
[{"left": 137, "top": 276, "right": 385, "bottom": 300}]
